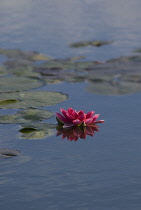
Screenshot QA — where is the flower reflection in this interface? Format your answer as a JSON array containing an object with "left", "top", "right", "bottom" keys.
[{"left": 56, "top": 124, "right": 100, "bottom": 141}]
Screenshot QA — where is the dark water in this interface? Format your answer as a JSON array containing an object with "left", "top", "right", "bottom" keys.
[{"left": 1, "top": 1, "right": 141, "bottom": 210}]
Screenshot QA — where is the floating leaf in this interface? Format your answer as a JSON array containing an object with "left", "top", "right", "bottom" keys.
[
  {"left": 0, "top": 48, "right": 51, "bottom": 61},
  {"left": 0, "top": 108, "right": 53, "bottom": 124},
  {"left": 133, "top": 48, "right": 141, "bottom": 53},
  {"left": 87, "top": 77, "right": 141, "bottom": 95},
  {"left": 0, "top": 76, "right": 43, "bottom": 92},
  {"left": 69, "top": 40, "right": 113, "bottom": 48},
  {"left": 35, "top": 60, "right": 93, "bottom": 72},
  {"left": 0, "top": 91, "right": 68, "bottom": 109},
  {"left": 0, "top": 99, "right": 18, "bottom": 106},
  {"left": 108, "top": 55, "right": 141, "bottom": 63},
  {"left": 0, "top": 66, "right": 8, "bottom": 76},
  {"left": 19, "top": 123, "right": 56, "bottom": 139},
  {"left": 19, "top": 127, "right": 38, "bottom": 133},
  {"left": 32, "top": 54, "right": 52, "bottom": 61}
]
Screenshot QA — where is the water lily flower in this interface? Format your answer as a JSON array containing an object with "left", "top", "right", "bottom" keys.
[
  {"left": 56, "top": 108, "right": 104, "bottom": 128},
  {"left": 56, "top": 125, "right": 99, "bottom": 141}
]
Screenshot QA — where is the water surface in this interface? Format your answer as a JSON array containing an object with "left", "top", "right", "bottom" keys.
[{"left": 1, "top": 1, "right": 141, "bottom": 210}]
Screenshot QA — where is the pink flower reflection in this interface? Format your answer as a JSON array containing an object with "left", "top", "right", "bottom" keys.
[{"left": 56, "top": 124, "right": 100, "bottom": 141}]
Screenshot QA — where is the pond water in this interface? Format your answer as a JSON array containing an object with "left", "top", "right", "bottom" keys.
[{"left": 1, "top": 0, "right": 141, "bottom": 210}]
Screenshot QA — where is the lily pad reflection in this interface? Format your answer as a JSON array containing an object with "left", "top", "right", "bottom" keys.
[
  {"left": 56, "top": 125, "right": 99, "bottom": 141},
  {"left": 0, "top": 91, "right": 68, "bottom": 109}
]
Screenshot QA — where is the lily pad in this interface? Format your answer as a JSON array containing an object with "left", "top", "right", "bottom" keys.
[
  {"left": 69, "top": 40, "right": 113, "bottom": 48},
  {"left": 0, "top": 66, "right": 8, "bottom": 76},
  {"left": 0, "top": 148, "right": 21, "bottom": 159},
  {"left": 0, "top": 76, "right": 43, "bottom": 92},
  {"left": 35, "top": 60, "right": 93, "bottom": 72},
  {"left": 0, "top": 108, "right": 53, "bottom": 124},
  {"left": 0, "top": 91, "right": 68, "bottom": 109},
  {"left": 87, "top": 76, "right": 141, "bottom": 95},
  {"left": 0, "top": 48, "right": 51, "bottom": 61},
  {"left": 0, "top": 99, "right": 18, "bottom": 106},
  {"left": 19, "top": 123, "right": 56, "bottom": 139}
]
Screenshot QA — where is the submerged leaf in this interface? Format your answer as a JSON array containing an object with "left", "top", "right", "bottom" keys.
[
  {"left": 0, "top": 76, "right": 43, "bottom": 92},
  {"left": 0, "top": 148, "right": 21, "bottom": 159},
  {"left": 0, "top": 91, "right": 68, "bottom": 109}
]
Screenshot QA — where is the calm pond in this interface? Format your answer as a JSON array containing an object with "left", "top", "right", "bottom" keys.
[{"left": 1, "top": 0, "right": 141, "bottom": 209}]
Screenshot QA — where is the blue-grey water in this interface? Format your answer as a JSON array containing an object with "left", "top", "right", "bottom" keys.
[{"left": 1, "top": 0, "right": 141, "bottom": 210}]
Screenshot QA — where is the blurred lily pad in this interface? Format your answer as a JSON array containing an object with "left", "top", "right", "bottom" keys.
[
  {"left": 0, "top": 91, "right": 68, "bottom": 109},
  {"left": 69, "top": 40, "right": 113, "bottom": 48},
  {"left": 0, "top": 108, "right": 53, "bottom": 124},
  {"left": 133, "top": 48, "right": 141, "bottom": 53},
  {"left": 0, "top": 99, "right": 18, "bottom": 106},
  {"left": 0, "top": 48, "right": 51, "bottom": 61},
  {"left": 87, "top": 74, "right": 141, "bottom": 95},
  {"left": 0, "top": 66, "right": 8, "bottom": 76},
  {"left": 35, "top": 60, "right": 93, "bottom": 71},
  {"left": 0, "top": 76, "right": 43, "bottom": 92},
  {"left": 108, "top": 55, "right": 141, "bottom": 63},
  {"left": 19, "top": 123, "right": 56, "bottom": 139}
]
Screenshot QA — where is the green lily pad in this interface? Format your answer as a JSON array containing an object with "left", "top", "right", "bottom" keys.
[
  {"left": 69, "top": 40, "right": 113, "bottom": 48},
  {"left": 0, "top": 76, "right": 43, "bottom": 92},
  {"left": 19, "top": 123, "right": 56, "bottom": 139},
  {"left": 0, "top": 108, "right": 53, "bottom": 124},
  {"left": 0, "top": 91, "right": 68, "bottom": 109},
  {"left": 19, "top": 127, "right": 38, "bottom": 133},
  {"left": 0, "top": 48, "right": 51, "bottom": 61},
  {"left": 0, "top": 99, "right": 18, "bottom": 106}
]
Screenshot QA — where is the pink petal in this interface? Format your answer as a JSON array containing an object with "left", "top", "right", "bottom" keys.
[
  {"left": 94, "top": 120, "right": 104, "bottom": 124},
  {"left": 77, "top": 110, "right": 84, "bottom": 116},
  {"left": 63, "top": 123, "right": 75, "bottom": 128},
  {"left": 56, "top": 113, "right": 66, "bottom": 123},
  {"left": 84, "top": 118, "right": 94, "bottom": 125},
  {"left": 92, "top": 114, "right": 100, "bottom": 122},
  {"left": 67, "top": 108, "right": 74, "bottom": 116},
  {"left": 73, "top": 119, "right": 82, "bottom": 126},
  {"left": 86, "top": 111, "right": 95, "bottom": 119},
  {"left": 60, "top": 109, "right": 74, "bottom": 121},
  {"left": 78, "top": 114, "right": 85, "bottom": 121},
  {"left": 67, "top": 108, "right": 78, "bottom": 119},
  {"left": 71, "top": 109, "right": 78, "bottom": 118}
]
